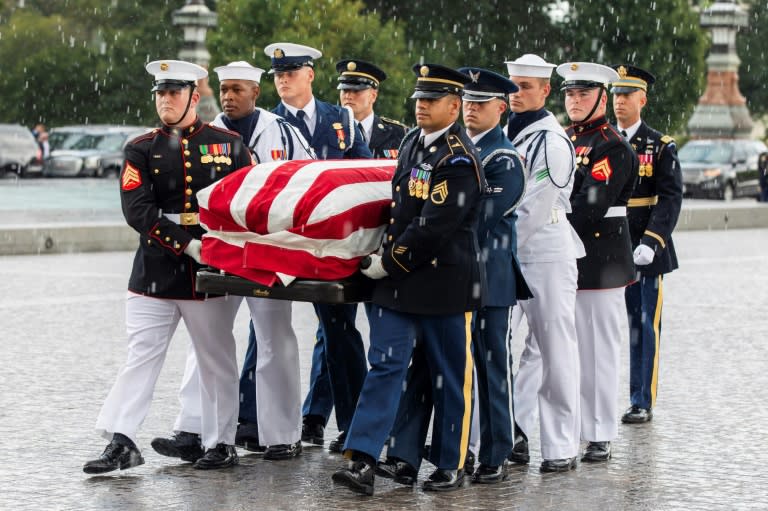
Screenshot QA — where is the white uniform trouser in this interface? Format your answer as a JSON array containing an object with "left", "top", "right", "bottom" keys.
[
  {"left": 176, "top": 297, "right": 301, "bottom": 446},
  {"left": 575, "top": 288, "right": 624, "bottom": 442},
  {"left": 95, "top": 292, "right": 241, "bottom": 449},
  {"left": 511, "top": 260, "right": 580, "bottom": 460}
]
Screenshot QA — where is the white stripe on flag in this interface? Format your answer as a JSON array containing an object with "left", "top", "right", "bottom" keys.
[{"left": 230, "top": 161, "right": 285, "bottom": 229}]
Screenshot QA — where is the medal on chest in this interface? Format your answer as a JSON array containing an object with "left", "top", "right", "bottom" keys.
[
  {"left": 575, "top": 145, "right": 592, "bottom": 166},
  {"left": 333, "top": 122, "right": 346, "bottom": 150},
  {"left": 200, "top": 143, "right": 232, "bottom": 165},
  {"left": 638, "top": 153, "right": 654, "bottom": 177},
  {"left": 408, "top": 163, "right": 432, "bottom": 200}
]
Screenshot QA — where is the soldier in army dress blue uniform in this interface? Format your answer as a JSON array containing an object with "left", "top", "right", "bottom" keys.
[
  {"left": 611, "top": 65, "right": 683, "bottom": 425},
  {"left": 336, "top": 58, "right": 407, "bottom": 159},
  {"left": 332, "top": 64, "right": 485, "bottom": 495},
  {"left": 84, "top": 60, "right": 252, "bottom": 474}
]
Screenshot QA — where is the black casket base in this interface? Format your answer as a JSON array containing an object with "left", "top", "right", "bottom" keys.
[{"left": 195, "top": 269, "right": 373, "bottom": 304}]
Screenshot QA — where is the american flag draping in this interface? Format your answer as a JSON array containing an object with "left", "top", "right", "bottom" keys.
[{"left": 197, "top": 159, "right": 396, "bottom": 287}]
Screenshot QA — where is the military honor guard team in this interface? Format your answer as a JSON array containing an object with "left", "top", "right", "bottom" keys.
[{"left": 82, "top": 41, "right": 683, "bottom": 496}]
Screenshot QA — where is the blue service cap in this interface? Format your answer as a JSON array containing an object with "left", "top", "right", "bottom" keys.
[
  {"left": 610, "top": 65, "right": 656, "bottom": 94},
  {"left": 410, "top": 63, "right": 471, "bottom": 99},
  {"left": 146, "top": 60, "right": 207, "bottom": 92},
  {"left": 458, "top": 67, "right": 518, "bottom": 102},
  {"left": 336, "top": 59, "right": 387, "bottom": 90},
  {"left": 264, "top": 43, "right": 322, "bottom": 73}
]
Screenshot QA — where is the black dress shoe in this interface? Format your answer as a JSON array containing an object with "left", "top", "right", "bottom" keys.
[
  {"left": 151, "top": 431, "right": 204, "bottom": 462},
  {"left": 582, "top": 441, "right": 612, "bottom": 462},
  {"left": 472, "top": 463, "right": 509, "bottom": 484},
  {"left": 622, "top": 405, "right": 653, "bottom": 424},
  {"left": 540, "top": 457, "right": 577, "bottom": 473},
  {"left": 423, "top": 468, "right": 465, "bottom": 492},
  {"left": 328, "top": 431, "right": 347, "bottom": 453},
  {"left": 332, "top": 460, "right": 375, "bottom": 496},
  {"left": 83, "top": 440, "right": 144, "bottom": 474},
  {"left": 235, "top": 422, "right": 265, "bottom": 453},
  {"left": 193, "top": 444, "right": 239, "bottom": 470},
  {"left": 301, "top": 421, "right": 324, "bottom": 446},
  {"left": 464, "top": 450, "right": 476, "bottom": 474},
  {"left": 264, "top": 441, "right": 302, "bottom": 460},
  {"left": 507, "top": 436, "right": 530, "bottom": 464},
  {"left": 375, "top": 457, "right": 418, "bottom": 485}
]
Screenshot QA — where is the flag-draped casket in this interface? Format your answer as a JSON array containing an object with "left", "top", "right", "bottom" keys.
[{"left": 198, "top": 159, "right": 396, "bottom": 287}]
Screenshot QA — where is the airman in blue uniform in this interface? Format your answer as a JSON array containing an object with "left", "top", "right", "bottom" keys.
[
  {"left": 265, "top": 42, "right": 373, "bottom": 454},
  {"left": 611, "top": 65, "right": 683, "bottom": 425},
  {"left": 332, "top": 64, "right": 484, "bottom": 496}
]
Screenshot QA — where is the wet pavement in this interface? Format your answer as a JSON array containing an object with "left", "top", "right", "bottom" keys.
[{"left": 2, "top": 226, "right": 768, "bottom": 510}]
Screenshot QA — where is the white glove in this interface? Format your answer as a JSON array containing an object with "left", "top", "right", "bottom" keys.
[
  {"left": 633, "top": 244, "right": 655, "bottom": 266},
  {"left": 184, "top": 239, "right": 202, "bottom": 263},
  {"left": 361, "top": 254, "right": 388, "bottom": 280}
]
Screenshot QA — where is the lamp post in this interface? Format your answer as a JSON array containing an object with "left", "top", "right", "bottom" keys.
[
  {"left": 172, "top": 0, "right": 220, "bottom": 122},
  {"left": 687, "top": 0, "right": 753, "bottom": 139}
]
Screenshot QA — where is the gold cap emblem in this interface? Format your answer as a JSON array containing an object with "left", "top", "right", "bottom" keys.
[
  {"left": 618, "top": 66, "right": 627, "bottom": 78},
  {"left": 274, "top": 48, "right": 284, "bottom": 58},
  {"left": 420, "top": 65, "right": 430, "bottom": 77},
  {"left": 347, "top": 61, "right": 357, "bottom": 71},
  {"left": 160, "top": 62, "right": 169, "bottom": 71},
  {"left": 570, "top": 63, "right": 579, "bottom": 71}
]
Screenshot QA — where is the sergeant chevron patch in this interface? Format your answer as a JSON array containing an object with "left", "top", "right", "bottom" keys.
[
  {"left": 591, "top": 157, "right": 613, "bottom": 182},
  {"left": 121, "top": 162, "right": 142, "bottom": 191},
  {"left": 430, "top": 180, "right": 448, "bottom": 204}
]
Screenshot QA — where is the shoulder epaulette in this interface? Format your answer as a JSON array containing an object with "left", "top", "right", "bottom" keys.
[
  {"left": 445, "top": 133, "right": 469, "bottom": 156},
  {"left": 381, "top": 116, "right": 408, "bottom": 129},
  {"left": 130, "top": 129, "right": 158, "bottom": 144},
  {"left": 660, "top": 134, "right": 674, "bottom": 144}
]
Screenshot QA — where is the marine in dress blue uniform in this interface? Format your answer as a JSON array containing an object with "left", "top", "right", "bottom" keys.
[
  {"left": 265, "top": 43, "right": 373, "bottom": 451},
  {"left": 336, "top": 59, "right": 407, "bottom": 159},
  {"left": 84, "top": 60, "right": 252, "bottom": 474},
  {"left": 611, "top": 65, "right": 683, "bottom": 424},
  {"left": 332, "top": 64, "right": 485, "bottom": 495},
  {"left": 382, "top": 68, "right": 530, "bottom": 485},
  {"left": 559, "top": 62, "right": 638, "bottom": 463}
]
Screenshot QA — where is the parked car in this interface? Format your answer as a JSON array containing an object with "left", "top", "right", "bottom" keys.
[
  {"left": 0, "top": 123, "right": 43, "bottom": 178},
  {"left": 43, "top": 126, "right": 152, "bottom": 178},
  {"left": 680, "top": 138, "right": 768, "bottom": 200}
]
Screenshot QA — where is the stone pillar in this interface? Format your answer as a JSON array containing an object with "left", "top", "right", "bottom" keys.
[
  {"left": 172, "top": 0, "right": 220, "bottom": 123},
  {"left": 687, "top": 0, "right": 753, "bottom": 139}
]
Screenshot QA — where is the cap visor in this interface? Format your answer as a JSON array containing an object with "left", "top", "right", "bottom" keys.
[
  {"left": 337, "top": 83, "right": 372, "bottom": 91},
  {"left": 410, "top": 90, "right": 451, "bottom": 99},
  {"left": 462, "top": 93, "right": 497, "bottom": 102},
  {"left": 610, "top": 86, "right": 641, "bottom": 94}
]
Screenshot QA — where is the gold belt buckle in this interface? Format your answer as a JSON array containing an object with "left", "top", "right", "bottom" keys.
[{"left": 179, "top": 212, "right": 199, "bottom": 225}]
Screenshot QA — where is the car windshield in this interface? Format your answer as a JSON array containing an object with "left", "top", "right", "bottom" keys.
[
  {"left": 70, "top": 133, "right": 126, "bottom": 151},
  {"left": 679, "top": 142, "right": 733, "bottom": 164},
  {"left": 49, "top": 131, "right": 88, "bottom": 150}
]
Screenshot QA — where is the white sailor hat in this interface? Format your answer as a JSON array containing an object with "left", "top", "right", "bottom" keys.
[
  {"left": 146, "top": 60, "right": 207, "bottom": 92},
  {"left": 504, "top": 54, "right": 557, "bottom": 78},
  {"left": 264, "top": 42, "right": 322, "bottom": 73},
  {"left": 213, "top": 61, "right": 265, "bottom": 83}
]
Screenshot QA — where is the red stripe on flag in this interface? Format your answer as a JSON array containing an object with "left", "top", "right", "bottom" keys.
[
  {"left": 202, "top": 236, "right": 278, "bottom": 286},
  {"left": 292, "top": 165, "right": 394, "bottom": 228},
  {"left": 244, "top": 160, "right": 306, "bottom": 234}
]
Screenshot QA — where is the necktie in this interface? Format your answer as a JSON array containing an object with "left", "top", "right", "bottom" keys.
[
  {"left": 621, "top": 129, "right": 628, "bottom": 139},
  {"left": 357, "top": 122, "right": 366, "bottom": 143},
  {"left": 296, "top": 110, "right": 312, "bottom": 143}
]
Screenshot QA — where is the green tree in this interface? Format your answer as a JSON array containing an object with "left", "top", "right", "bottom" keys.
[
  {"left": 738, "top": 0, "right": 768, "bottom": 121},
  {"left": 0, "top": 1, "right": 185, "bottom": 127},
  {"left": 363, "top": 1, "right": 564, "bottom": 71},
  {"left": 208, "top": 0, "right": 411, "bottom": 122},
  {"left": 562, "top": 0, "right": 707, "bottom": 135}
]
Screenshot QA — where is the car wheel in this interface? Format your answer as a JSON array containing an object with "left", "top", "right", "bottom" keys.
[{"left": 721, "top": 182, "right": 735, "bottom": 201}]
